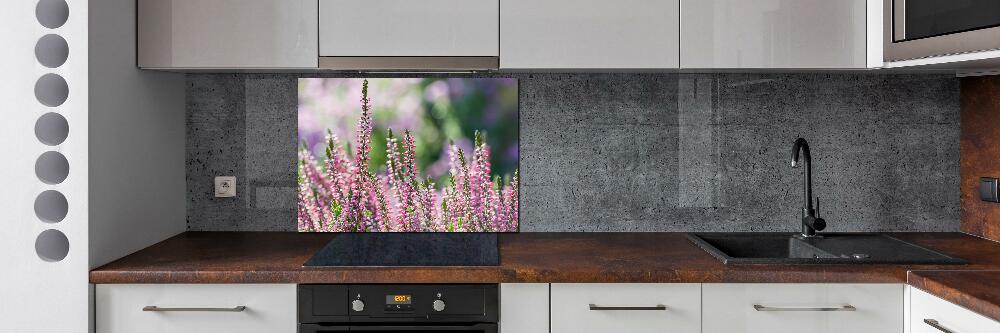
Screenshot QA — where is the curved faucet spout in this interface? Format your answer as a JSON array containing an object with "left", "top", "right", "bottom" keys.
[
  {"left": 791, "top": 138, "right": 813, "bottom": 207},
  {"left": 791, "top": 138, "right": 810, "bottom": 168},
  {"left": 791, "top": 138, "right": 824, "bottom": 237}
]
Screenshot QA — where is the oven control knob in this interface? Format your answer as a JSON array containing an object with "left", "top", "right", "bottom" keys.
[
  {"left": 432, "top": 299, "right": 446, "bottom": 312},
  {"left": 351, "top": 299, "right": 365, "bottom": 312}
]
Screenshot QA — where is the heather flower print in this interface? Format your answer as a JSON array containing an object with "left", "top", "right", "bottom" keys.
[{"left": 298, "top": 78, "right": 519, "bottom": 232}]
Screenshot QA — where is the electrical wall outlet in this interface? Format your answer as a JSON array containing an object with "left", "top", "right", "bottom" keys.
[
  {"left": 980, "top": 177, "right": 999, "bottom": 202},
  {"left": 215, "top": 176, "right": 236, "bottom": 198}
]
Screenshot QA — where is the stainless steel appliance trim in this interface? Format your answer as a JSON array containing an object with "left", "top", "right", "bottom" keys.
[
  {"left": 923, "top": 319, "right": 955, "bottom": 333},
  {"left": 318, "top": 56, "right": 499, "bottom": 71},
  {"left": 884, "top": 0, "right": 1000, "bottom": 61},
  {"left": 142, "top": 305, "right": 247, "bottom": 312},
  {"left": 892, "top": 0, "right": 905, "bottom": 41},
  {"left": 588, "top": 304, "right": 667, "bottom": 311},
  {"left": 753, "top": 304, "right": 856, "bottom": 312}
]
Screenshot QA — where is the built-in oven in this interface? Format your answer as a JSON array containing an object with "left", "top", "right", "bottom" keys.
[
  {"left": 298, "top": 284, "right": 498, "bottom": 333},
  {"left": 885, "top": 0, "right": 1000, "bottom": 61}
]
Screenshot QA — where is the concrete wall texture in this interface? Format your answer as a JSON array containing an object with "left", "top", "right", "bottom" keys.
[{"left": 186, "top": 73, "right": 960, "bottom": 232}]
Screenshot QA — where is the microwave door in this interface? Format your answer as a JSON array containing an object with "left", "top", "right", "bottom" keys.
[
  {"left": 885, "top": 0, "right": 1000, "bottom": 61},
  {"left": 896, "top": 0, "right": 1000, "bottom": 42}
]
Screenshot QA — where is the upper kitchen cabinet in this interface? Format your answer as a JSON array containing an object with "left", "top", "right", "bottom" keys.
[
  {"left": 137, "top": 0, "right": 318, "bottom": 69},
  {"left": 501, "top": 0, "right": 680, "bottom": 69},
  {"left": 318, "top": 0, "right": 500, "bottom": 70},
  {"left": 681, "top": 0, "right": 877, "bottom": 69}
]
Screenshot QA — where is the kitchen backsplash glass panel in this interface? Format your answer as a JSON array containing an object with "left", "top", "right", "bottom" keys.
[
  {"left": 297, "top": 78, "right": 519, "bottom": 232},
  {"left": 187, "top": 73, "right": 959, "bottom": 232}
]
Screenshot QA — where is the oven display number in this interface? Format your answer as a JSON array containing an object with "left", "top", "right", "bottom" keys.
[{"left": 385, "top": 295, "right": 413, "bottom": 311}]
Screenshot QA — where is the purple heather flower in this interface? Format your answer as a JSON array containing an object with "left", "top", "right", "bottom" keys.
[{"left": 298, "top": 79, "right": 519, "bottom": 232}]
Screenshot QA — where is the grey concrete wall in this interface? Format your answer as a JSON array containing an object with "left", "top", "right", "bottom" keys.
[{"left": 186, "top": 73, "right": 960, "bottom": 232}]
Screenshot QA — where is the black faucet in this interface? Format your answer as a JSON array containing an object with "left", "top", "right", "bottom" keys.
[{"left": 791, "top": 138, "right": 826, "bottom": 238}]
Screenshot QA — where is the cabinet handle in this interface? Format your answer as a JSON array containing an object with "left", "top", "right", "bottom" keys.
[
  {"left": 588, "top": 304, "right": 667, "bottom": 311},
  {"left": 142, "top": 306, "right": 247, "bottom": 312},
  {"left": 753, "top": 304, "right": 856, "bottom": 312},
  {"left": 923, "top": 319, "right": 955, "bottom": 333}
]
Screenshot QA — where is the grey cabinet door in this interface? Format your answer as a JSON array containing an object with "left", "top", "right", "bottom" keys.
[
  {"left": 501, "top": 0, "right": 680, "bottom": 69},
  {"left": 138, "top": 0, "right": 318, "bottom": 69},
  {"left": 681, "top": 0, "right": 869, "bottom": 69},
  {"left": 319, "top": 0, "right": 499, "bottom": 57}
]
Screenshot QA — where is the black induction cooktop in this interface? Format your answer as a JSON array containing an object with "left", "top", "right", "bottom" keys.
[{"left": 303, "top": 233, "right": 500, "bottom": 267}]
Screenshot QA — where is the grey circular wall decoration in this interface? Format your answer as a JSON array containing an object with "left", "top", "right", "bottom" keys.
[
  {"left": 35, "top": 229, "right": 69, "bottom": 262},
  {"left": 34, "top": 190, "right": 68, "bottom": 223},
  {"left": 35, "top": 151, "right": 69, "bottom": 184},
  {"left": 36, "top": 0, "right": 69, "bottom": 29},
  {"left": 35, "top": 34, "right": 68, "bottom": 68},
  {"left": 34, "top": 0, "right": 73, "bottom": 266},
  {"left": 35, "top": 112, "right": 69, "bottom": 145},
  {"left": 34, "top": 73, "right": 69, "bottom": 107}
]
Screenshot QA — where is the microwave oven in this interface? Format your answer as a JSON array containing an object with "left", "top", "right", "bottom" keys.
[{"left": 884, "top": 0, "right": 1000, "bottom": 62}]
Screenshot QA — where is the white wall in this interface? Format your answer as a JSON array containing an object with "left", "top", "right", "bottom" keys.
[
  {"left": 0, "top": 0, "right": 184, "bottom": 331},
  {"left": 0, "top": 0, "right": 90, "bottom": 331},
  {"left": 88, "top": 0, "right": 186, "bottom": 270}
]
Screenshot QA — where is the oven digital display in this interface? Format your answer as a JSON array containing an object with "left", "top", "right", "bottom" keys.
[{"left": 386, "top": 295, "right": 412, "bottom": 305}]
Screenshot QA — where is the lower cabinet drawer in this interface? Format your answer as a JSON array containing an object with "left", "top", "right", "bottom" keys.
[
  {"left": 96, "top": 284, "right": 297, "bottom": 333},
  {"left": 702, "top": 283, "right": 903, "bottom": 333},
  {"left": 910, "top": 287, "right": 1000, "bottom": 333},
  {"left": 551, "top": 283, "right": 701, "bottom": 333}
]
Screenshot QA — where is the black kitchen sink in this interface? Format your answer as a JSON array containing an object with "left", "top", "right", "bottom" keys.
[{"left": 687, "top": 233, "right": 966, "bottom": 265}]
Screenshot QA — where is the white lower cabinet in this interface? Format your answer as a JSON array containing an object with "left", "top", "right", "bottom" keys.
[
  {"left": 94, "top": 282, "right": 999, "bottom": 333},
  {"left": 500, "top": 283, "right": 549, "bottom": 333},
  {"left": 550, "top": 283, "right": 701, "bottom": 333},
  {"left": 702, "top": 283, "right": 904, "bottom": 333},
  {"left": 96, "top": 284, "right": 297, "bottom": 333},
  {"left": 910, "top": 287, "right": 1000, "bottom": 333}
]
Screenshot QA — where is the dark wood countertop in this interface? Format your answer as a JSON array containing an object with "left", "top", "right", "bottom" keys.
[
  {"left": 89, "top": 232, "right": 1000, "bottom": 320},
  {"left": 501, "top": 232, "right": 1000, "bottom": 283},
  {"left": 91, "top": 232, "right": 1000, "bottom": 285},
  {"left": 89, "top": 232, "right": 508, "bottom": 284},
  {"left": 908, "top": 270, "right": 1000, "bottom": 322}
]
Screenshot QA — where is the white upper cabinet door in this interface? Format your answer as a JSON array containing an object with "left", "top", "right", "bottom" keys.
[
  {"left": 680, "top": 0, "right": 868, "bottom": 68},
  {"left": 702, "top": 283, "right": 904, "bottom": 333},
  {"left": 138, "top": 0, "right": 319, "bottom": 69},
  {"left": 319, "top": 0, "right": 500, "bottom": 57},
  {"left": 551, "top": 283, "right": 701, "bottom": 333},
  {"left": 501, "top": 0, "right": 680, "bottom": 69}
]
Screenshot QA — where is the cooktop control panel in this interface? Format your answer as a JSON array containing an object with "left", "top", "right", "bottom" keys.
[
  {"left": 384, "top": 294, "right": 413, "bottom": 312},
  {"left": 298, "top": 284, "right": 498, "bottom": 323}
]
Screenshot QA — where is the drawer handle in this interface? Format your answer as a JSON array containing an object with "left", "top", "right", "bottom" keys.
[
  {"left": 923, "top": 319, "right": 955, "bottom": 333},
  {"left": 589, "top": 304, "right": 667, "bottom": 311},
  {"left": 142, "top": 306, "right": 247, "bottom": 312},
  {"left": 753, "top": 304, "right": 856, "bottom": 312}
]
